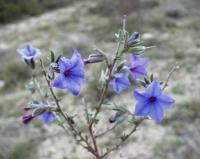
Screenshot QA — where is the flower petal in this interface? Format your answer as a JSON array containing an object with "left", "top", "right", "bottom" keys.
[
  {"left": 134, "top": 101, "right": 151, "bottom": 116},
  {"left": 70, "top": 64, "right": 85, "bottom": 78},
  {"left": 131, "top": 67, "right": 148, "bottom": 79},
  {"left": 129, "top": 55, "right": 149, "bottom": 80},
  {"left": 145, "top": 80, "right": 162, "bottom": 97},
  {"left": 70, "top": 48, "right": 84, "bottom": 69},
  {"left": 149, "top": 104, "right": 164, "bottom": 123},
  {"left": 134, "top": 89, "right": 147, "bottom": 102},
  {"left": 70, "top": 74, "right": 85, "bottom": 86},
  {"left": 131, "top": 55, "right": 140, "bottom": 62},
  {"left": 53, "top": 74, "right": 68, "bottom": 89},
  {"left": 110, "top": 72, "right": 131, "bottom": 93},
  {"left": 135, "top": 58, "right": 149, "bottom": 68},
  {"left": 17, "top": 43, "right": 41, "bottom": 60},
  {"left": 53, "top": 74, "right": 83, "bottom": 95},
  {"left": 58, "top": 57, "right": 72, "bottom": 73},
  {"left": 40, "top": 112, "right": 56, "bottom": 124},
  {"left": 66, "top": 77, "right": 82, "bottom": 95},
  {"left": 157, "top": 93, "right": 175, "bottom": 109}
]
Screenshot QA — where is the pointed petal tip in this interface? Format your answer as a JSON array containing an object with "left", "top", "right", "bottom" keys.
[{"left": 72, "top": 89, "right": 80, "bottom": 96}]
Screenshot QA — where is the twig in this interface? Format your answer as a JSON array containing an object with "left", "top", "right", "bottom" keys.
[
  {"left": 82, "top": 97, "right": 90, "bottom": 124},
  {"left": 162, "top": 63, "right": 180, "bottom": 90},
  {"left": 102, "top": 118, "right": 144, "bottom": 158},
  {"left": 95, "top": 122, "right": 120, "bottom": 138},
  {"left": 39, "top": 59, "right": 100, "bottom": 158},
  {"left": 91, "top": 42, "right": 121, "bottom": 125}
]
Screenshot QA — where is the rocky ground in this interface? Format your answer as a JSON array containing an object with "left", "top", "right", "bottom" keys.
[{"left": 0, "top": 0, "right": 200, "bottom": 159}]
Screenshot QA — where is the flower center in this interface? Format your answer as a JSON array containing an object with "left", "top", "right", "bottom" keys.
[
  {"left": 149, "top": 96, "right": 157, "bottom": 103},
  {"left": 130, "top": 67, "right": 136, "bottom": 71},
  {"left": 64, "top": 70, "right": 71, "bottom": 77}
]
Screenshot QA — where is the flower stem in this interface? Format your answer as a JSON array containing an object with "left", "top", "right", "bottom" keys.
[
  {"left": 102, "top": 118, "right": 144, "bottom": 158},
  {"left": 162, "top": 63, "right": 179, "bottom": 90},
  {"left": 39, "top": 59, "right": 100, "bottom": 158}
]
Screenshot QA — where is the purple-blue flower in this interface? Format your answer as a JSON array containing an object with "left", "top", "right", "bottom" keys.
[
  {"left": 133, "top": 80, "right": 175, "bottom": 122},
  {"left": 17, "top": 43, "right": 41, "bottom": 60},
  {"left": 110, "top": 72, "right": 131, "bottom": 94},
  {"left": 128, "top": 55, "right": 149, "bottom": 80},
  {"left": 53, "top": 48, "right": 85, "bottom": 95},
  {"left": 39, "top": 112, "right": 56, "bottom": 124}
]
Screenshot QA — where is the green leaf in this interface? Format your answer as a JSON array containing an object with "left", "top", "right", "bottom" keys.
[
  {"left": 115, "top": 29, "right": 129, "bottom": 43},
  {"left": 131, "top": 41, "right": 143, "bottom": 47},
  {"left": 50, "top": 51, "right": 55, "bottom": 62},
  {"left": 94, "top": 48, "right": 105, "bottom": 54},
  {"left": 139, "top": 80, "right": 147, "bottom": 88},
  {"left": 144, "top": 77, "right": 150, "bottom": 84},
  {"left": 150, "top": 74, "right": 154, "bottom": 82},
  {"left": 129, "top": 45, "right": 146, "bottom": 54}
]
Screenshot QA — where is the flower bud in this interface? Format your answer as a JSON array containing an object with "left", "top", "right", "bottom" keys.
[
  {"left": 125, "top": 32, "right": 140, "bottom": 49},
  {"left": 47, "top": 63, "right": 60, "bottom": 81},
  {"left": 109, "top": 111, "right": 126, "bottom": 124},
  {"left": 32, "top": 108, "right": 46, "bottom": 117},
  {"left": 84, "top": 53, "right": 105, "bottom": 64},
  {"left": 22, "top": 114, "right": 34, "bottom": 124},
  {"left": 51, "top": 63, "right": 59, "bottom": 72},
  {"left": 115, "top": 60, "right": 127, "bottom": 73},
  {"left": 24, "top": 58, "right": 35, "bottom": 69}
]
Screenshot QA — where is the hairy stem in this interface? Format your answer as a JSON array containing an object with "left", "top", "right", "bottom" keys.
[
  {"left": 87, "top": 42, "right": 122, "bottom": 158},
  {"left": 162, "top": 63, "right": 179, "bottom": 90},
  {"left": 102, "top": 118, "right": 144, "bottom": 158},
  {"left": 39, "top": 59, "right": 101, "bottom": 158}
]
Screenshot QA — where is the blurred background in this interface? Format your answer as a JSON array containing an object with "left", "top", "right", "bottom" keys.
[{"left": 0, "top": 0, "right": 200, "bottom": 159}]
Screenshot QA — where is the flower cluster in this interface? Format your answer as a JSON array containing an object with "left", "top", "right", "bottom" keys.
[
  {"left": 17, "top": 19, "right": 176, "bottom": 159},
  {"left": 18, "top": 34, "right": 174, "bottom": 124}
]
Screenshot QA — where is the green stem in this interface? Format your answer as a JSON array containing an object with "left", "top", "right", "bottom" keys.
[{"left": 86, "top": 43, "right": 122, "bottom": 158}]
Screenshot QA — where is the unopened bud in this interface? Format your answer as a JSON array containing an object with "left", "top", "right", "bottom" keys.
[
  {"left": 32, "top": 108, "right": 46, "bottom": 117},
  {"left": 22, "top": 114, "right": 34, "bottom": 124},
  {"left": 116, "top": 60, "right": 127, "bottom": 73},
  {"left": 125, "top": 32, "right": 140, "bottom": 49},
  {"left": 24, "top": 58, "right": 35, "bottom": 69},
  {"left": 84, "top": 53, "right": 105, "bottom": 64},
  {"left": 109, "top": 111, "right": 125, "bottom": 124}
]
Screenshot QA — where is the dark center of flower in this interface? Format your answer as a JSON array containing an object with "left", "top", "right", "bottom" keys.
[
  {"left": 64, "top": 70, "right": 71, "bottom": 77},
  {"left": 149, "top": 96, "right": 157, "bottom": 103},
  {"left": 130, "top": 67, "right": 136, "bottom": 72}
]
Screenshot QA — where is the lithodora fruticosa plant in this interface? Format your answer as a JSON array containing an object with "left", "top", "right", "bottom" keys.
[{"left": 17, "top": 17, "right": 178, "bottom": 159}]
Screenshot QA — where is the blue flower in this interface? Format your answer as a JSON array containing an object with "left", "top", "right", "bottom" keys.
[
  {"left": 128, "top": 55, "right": 149, "bottom": 80},
  {"left": 53, "top": 48, "right": 85, "bottom": 95},
  {"left": 17, "top": 43, "right": 41, "bottom": 61},
  {"left": 40, "top": 112, "right": 56, "bottom": 124},
  {"left": 133, "top": 80, "right": 175, "bottom": 122},
  {"left": 110, "top": 72, "right": 131, "bottom": 94}
]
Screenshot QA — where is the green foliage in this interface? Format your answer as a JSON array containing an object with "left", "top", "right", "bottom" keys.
[
  {"left": 89, "top": 0, "right": 140, "bottom": 16},
  {"left": 0, "top": 0, "right": 75, "bottom": 23},
  {"left": 171, "top": 83, "right": 185, "bottom": 95},
  {"left": 0, "top": 59, "right": 31, "bottom": 90},
  {"left": 8, "top": 141, "right": 37, "bottom": 159},
  {"left": 154, "top": 136, "right": 184, "bottom": 158}
]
